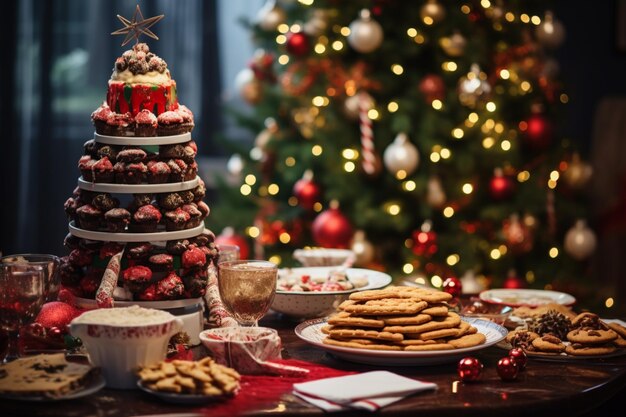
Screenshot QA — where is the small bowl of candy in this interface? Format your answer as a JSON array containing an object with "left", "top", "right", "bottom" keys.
[
  {"left": 461, "top": 298, "right": 513, "bottom": 325},
  {"left": 271, "top": 267, "right": 391, "bottom": 319},
  {"left": 293, "top": 248, "right": 355, "bottom": 267}
]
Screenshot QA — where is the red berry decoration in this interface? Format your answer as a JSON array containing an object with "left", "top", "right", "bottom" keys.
[
  {"left": 35, "top": 301, "right": 82, "bottom": 330},
  {"left": 497, "top": 356, "right": 519, "bottom": 381},
  {"left": 286, "top": 32, "right": 310, "bottom": 57},
  {"left": 508, "top": 348, "right": 527, "bottom": 371},
  {"left": 457, "top": 357, "right": 483, "bottom": 382},
  {"left": 489, "top": 168, "right": 515, "bottom": 200},
  {"left": 312, "top": 200, "right": 354, "bottom": 249},
  {"left": 443, "top": 276, "right": 462, "bottom": 298},
  {"left": 293, "top": 170, "right": 322, "bottom": 210}
]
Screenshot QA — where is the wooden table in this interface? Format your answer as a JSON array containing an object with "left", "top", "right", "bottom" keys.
[{"left": 4, "top": 312, "right": 626, "bottom": 417}]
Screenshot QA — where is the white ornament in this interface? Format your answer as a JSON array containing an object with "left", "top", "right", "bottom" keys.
[
  {"left": 348, "top": 9, "right": 384, "bottom": 53},
  {"left": 383, "top": 133, "right": 419, "bottom": 176},
  {"left": 256, "top": 0, "right": 286, "bottom": 31},
  {"left": 227, "top": 154, "right": 244, "bottom": 176},
  {"left": 426, "top": 176, "right": 446, "bottom": 208},
  {"left": 420, "top": 0, "right": 446, "bottom": 24},
  {"left": 460, "top": 270, "right": 486, "bottom": 295},
  {"left": 564, "top": 219, "right": 597, "bottom": 260},
  {"left": 535, "top": 11, "right": 566, "bottom": 49},
  {"left": 304, "top": 9, "right": 329, "bottom": 37}
]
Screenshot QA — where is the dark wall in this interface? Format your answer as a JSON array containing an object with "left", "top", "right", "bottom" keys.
[{"left": 556, "top": 0, "right": 626, "bottom": 149}]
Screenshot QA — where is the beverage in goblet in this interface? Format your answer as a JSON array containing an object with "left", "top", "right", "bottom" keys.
[
  {"left": 217, "top": 244, "right": 240, "bottom": 263},
  {"left": 218, "top": 260, "right": 277, "bottom": 327},
  {"left": 1, "top": 254, "right": 60, "bottom": 302},
  {"left": 0, "top": 256, "right": 49, "bottom": 362}
]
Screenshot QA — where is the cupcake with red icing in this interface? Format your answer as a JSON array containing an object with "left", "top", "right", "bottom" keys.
[
  {"left": 182, "top": 203, "right": 202, "bottom": 228},
  {"left": 122, "top": 265, "right": 153, "bottom": 292},
  {"left": 91, "top": 103, "right": 112, "bottom": 135},
  {"left": 177, "top": 105, "right": 195, "bottom": 133},
  {"left": 146, "top": 160, "right": 171, "bottom": 184},
  {"left": 157, "top": 111, "right": 186, "bottom": 136},
  {"left": 116, "top": 147, "right": 147, "bottom": 163},
  {"left": 104, "top": 207, "right": 131, "bottom": 232},
  {"left": 76, "top": 204, "right": 103, "bottom": 230},
  {"left": 166, "top": 159, "right": 187, "bottom": 182},
  {"left": 148, "top": 253, "right": 174, "bottom": 272},
  {"left": 134, "top": 109, "right": 158, "bottom": 137},
  {"left": 182, "top": 245, "right": 207, "bottom": 270},
  {"left": 106, "top": 112, "right": 134, "bottom": 136},
  {"left": 164, "top": 207, "right": 191, "bottom": 231},
  {"left": 155, "top": 272, "right": 185, "bottom": 300},
  {"left": 92, "top": 156, "right": 114, "bottom": 183},
  {"left": 130, "top": 204, "right": 162, "bottom": 232},
  {"left": 78, "top": 155, "right": 97, "bottom": 182}
]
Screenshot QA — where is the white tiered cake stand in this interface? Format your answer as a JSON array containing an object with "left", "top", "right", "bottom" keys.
[{"left": 69, "top": 132, "right": 208, "bottom": 344}]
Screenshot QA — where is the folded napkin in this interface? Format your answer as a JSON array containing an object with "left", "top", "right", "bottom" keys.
[{"left": 293, "top": 370, "right": 437, "bottom": 412}]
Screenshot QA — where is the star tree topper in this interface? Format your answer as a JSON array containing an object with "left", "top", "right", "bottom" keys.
[{"left": 111, "top": 4, "right": 164, "bottom": 46}]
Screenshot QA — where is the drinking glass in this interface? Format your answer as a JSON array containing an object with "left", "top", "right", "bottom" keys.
[
  {"left": 0, "top": 255, "right": 50, "bottom": 362},
  {"left": 217, "top": 244, "right": 240, "bottom": 263},
  {"left": 217, "top": 260, "right": 277, "bottom": 327},
  {"left": 1, "top": 254, "right": 61, "bottom": 302}
]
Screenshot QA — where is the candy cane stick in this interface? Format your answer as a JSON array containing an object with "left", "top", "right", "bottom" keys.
[
  {"left": 96, "top": 247, "right": 125, "bottom": 308},
  {"left": 359, "top": 91, "right": 376, "bottom": 175}
]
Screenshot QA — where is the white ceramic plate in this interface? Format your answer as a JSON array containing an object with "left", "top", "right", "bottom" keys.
[
  {"left": 295, "top": 317, "right": 507, "bottom": 366},
  {"left": 0, "top": 373, "right": 105, "bottom": 402},
  {"left": 94, "top": 132, "right": 191, "bottom": 145},
  {"left": 77, "top": 176, "right": 199, "bottom": 194},
  {"left": 137, "top": 380, "right": 232, "bottom": 404},
  {"left": 479, "top": 289, "right": 576, "bottom": 307},
  {"left": 68, "top": 221, "right": 205, "bottom": 242}
]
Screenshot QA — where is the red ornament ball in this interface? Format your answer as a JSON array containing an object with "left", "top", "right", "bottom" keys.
[
  {"left": 497, "top": 356, "right": 519, "bottom": 381},
  {"left": 26, "top": 322, "right": 47, "bottom": 338},
  {"left": 312, "top": 203, "right": 354, "bottom": 248},
  {"left": 215, "top": 227, "right": 250, "bottom": 259},
  {"left": 523, "top": 113, "right": 553, "bottom": 150},
  {"left": 443, "top": 276, "right": 463, "bottom": 298},
  {"left": 489, "top": 170, "right": 515, "bottom": 200},
  {"left": 457, "top": 357, "right": 483, "bottom": 382},
  {"left": 293, "top": 171, "right": 322, "bottom": 210},
  {"left": 503, "top": 274, "right": 526, "bottom": 289},
  {"left": 508, "top": 348, "right": 527, "bottom": 371},
  {"left": 418, "top": 74, "right": 446, "bottom": 102},
  {"left": 286, "top": 32, "right": 310, "bottom": 57},
  {"left": 35, "top": 301, "right": 81, "bottom": 330}
]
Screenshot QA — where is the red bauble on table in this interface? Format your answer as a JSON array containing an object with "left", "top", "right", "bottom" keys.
[
  {"left": 508, "top": 348, "right": 527, "bottom": 371},
  {"left": 442, "top": 276, "right": 462, "bottom": 298},
  {"left": 216, "top": 227, "right": 250, "bottom": 259},
  {"left": 35, "top": 301, "right": 82, "bottom": 329},
  {"left": 312, "top": 201, "right": 354, "bottom": 248},
  {"left": 286, "top": 32, "right": 310, "bottom": 57},
  {"left": 497, "top": 356, "right": 519, "bottom": 381},
  {"left": 523, "top": 113, "right": 553, "bottom": 150},
  {"left": 489, "top": 168, "right": 515, "bottom": 200},
  {"left": 457, "top": 357, "right": 483, "bottom": 382},
  {"left": 293, "top": 170, "right": 322, "bottom": 210}
]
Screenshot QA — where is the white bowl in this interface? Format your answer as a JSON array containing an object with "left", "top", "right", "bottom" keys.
[
  {"left": 271, "top": 267, "right": 392, "bottom": 319},
  {"left": 293, "top": 248, "right": 355, "bottom": 267},
  {"left": 69, "top": 305, "right": 183, "bottom": 389}
]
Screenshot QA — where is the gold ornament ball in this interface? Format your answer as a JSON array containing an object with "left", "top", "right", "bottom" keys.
[
  {"left": 420, "top": 0, "right": 446, "bottom": 24},
  {"left": 563, "top": 153, "right": 593, "bottom": 190},
  {"left": 440, "top": 32, "right": 466, "bottom": 57},
  {"left": 564, "top": 219, "right": 597, "bottom": 260}
]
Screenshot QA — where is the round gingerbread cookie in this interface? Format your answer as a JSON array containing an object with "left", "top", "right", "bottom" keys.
[
  {"left": 506, "top": 329, "right": 539, "bottom": 348},
  {"left": 565, "top": 343, "right": 617, "bottom": 356},
  {"left": 531, "top": 335, "right": 566, "bottom": 353},
  {"left": 567, "top": 328, "right": 618, "bottom": 345}
]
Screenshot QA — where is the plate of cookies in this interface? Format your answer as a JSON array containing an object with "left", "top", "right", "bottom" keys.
[
  {"left": 502, "top": 311, "right": 626, "bottom": 361},
  {"left": 294, "top": 286, "right": 508, "bottom": 365},
  {"left": 136, "top": 357, "right": 241, "bottom": 404},
  {"left": 479, "top": 288, "right": 576, "bottom": 307}
]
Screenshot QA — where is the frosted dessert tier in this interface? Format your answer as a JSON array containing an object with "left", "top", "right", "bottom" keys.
[
  {"left": 77, "top": 176, "right": 199, "bottom": 194},
  {"left": 69, "top": 221, "right": 205, "bottom": 242}
]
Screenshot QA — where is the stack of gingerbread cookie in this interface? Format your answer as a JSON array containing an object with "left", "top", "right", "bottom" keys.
[
  {"left": 322, "top": 286, "right": 486, "bottom": 351},
  {"left": 507, "top": 312, "right": 626, "bottom": 356}
]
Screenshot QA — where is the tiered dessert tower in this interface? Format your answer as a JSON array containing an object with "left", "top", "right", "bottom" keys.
[{"left": 59, "top": 35, "right": 218, "bottom": 339}]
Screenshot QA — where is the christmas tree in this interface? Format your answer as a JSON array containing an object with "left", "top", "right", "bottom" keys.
[{"left": 212, "top": 1, "right": 600, "bottom": 306}]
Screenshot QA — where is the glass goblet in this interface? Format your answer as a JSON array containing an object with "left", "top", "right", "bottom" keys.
[
  {"left": 1, "top": 254, "right": 61, "bottom": 302},
  {"left": 217, "top": 260, "right": 277, "bottom": 327},
  {"left": 0, "top": 257, "right": 48, "bottom": 362}
]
